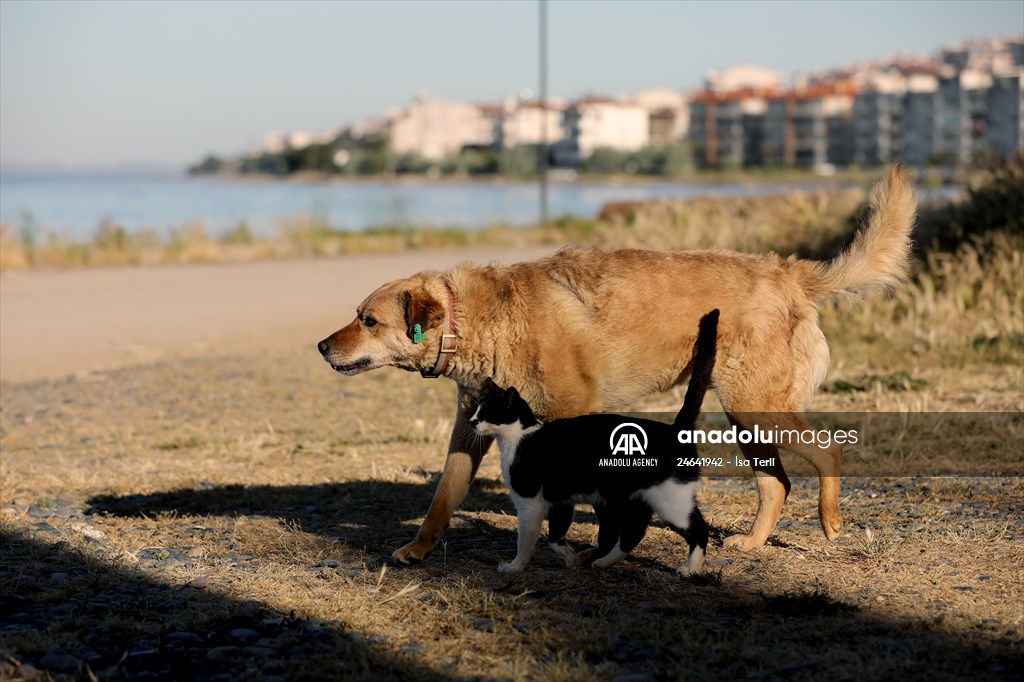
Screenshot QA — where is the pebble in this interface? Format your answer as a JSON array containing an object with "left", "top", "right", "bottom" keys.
[
  {"left": 189, "top": 576, "right": 210, "bottom": 589},
  {"left": 470, "top": 618, "right": 495, "bottom": 631},
  {"left": 206, "top": 646, "right": 239, "bottom": 661},
  {"left": 15, "top": 664, "right": 43, "bottom": 680},
  {"left": 163, "top": 631, "right": 204, "bottom": 648},
  {"left": 39, "top": 646, "right": 80, "bottom": 673},
  {"left": 228, "top": 628, "right": 261, "bottom": 644}
]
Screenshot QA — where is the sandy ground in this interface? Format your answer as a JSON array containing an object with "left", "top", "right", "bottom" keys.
[{"left": 0, "top": 247, "right": 555, "bottom": 383}]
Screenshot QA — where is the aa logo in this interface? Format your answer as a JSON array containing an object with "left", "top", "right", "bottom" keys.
[{"left": 609, "top": 422, "right": 648, "bottom": 456}]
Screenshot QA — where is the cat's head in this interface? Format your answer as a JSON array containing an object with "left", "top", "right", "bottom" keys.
[{"left": 469, "top": 378, "right": 537, "bottom": 437}]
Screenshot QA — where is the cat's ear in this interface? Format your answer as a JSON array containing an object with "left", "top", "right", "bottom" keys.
[
  {"left": 504, "top": 386, "right": 520, "bottom": 405},
  {"left": 483, "top": 378, "right": 503, "bottom": 395}
]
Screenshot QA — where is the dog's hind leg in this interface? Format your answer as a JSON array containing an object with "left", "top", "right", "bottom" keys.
[
  {"left": 771, "top": 411, "right": 843, "bottom": 541},
  {"left": 392, "top": 387, "right": 492, "bottom": 565},
  {"left": 547, "top": 504, "right": 576, "bottom": 568},
  {"left": 723, "top": 413, "right": 792, "bottom": 551}
]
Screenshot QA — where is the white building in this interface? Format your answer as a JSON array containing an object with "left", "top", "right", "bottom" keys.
[
  {"left": 501, "top": 99, "right": 565, "bottom": 148},
  {"left": 627, "top": 87, "right": 689, "bottom": 145},
  {"left": 704, "top": 64, "right": 787, "bottom": 94},
  {"left": 263, "top": 130, "right": 329, "bottom": 154},
  {"left": 388, "top": 94, "right": 497, "bottom": 161},
  {"left": 554, "top": 98, "right": 650, "bottom": 165}
]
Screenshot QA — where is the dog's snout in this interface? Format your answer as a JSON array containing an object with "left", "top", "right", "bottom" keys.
[{"left": 317, "top": 339, "right": 330, "bottom": 356}]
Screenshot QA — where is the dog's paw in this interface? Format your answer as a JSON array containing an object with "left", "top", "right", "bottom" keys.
[
  {"left": 497, "top": 560, "right": 524, "bottom": 574},
  {"left": 390, "top": 539, "right": 432, "bottom": 565},
  {"left": 574, "top": 548, "right": 597, "bottom": 567},
  {"left": 723, "top": 533, "right": 764, "bottom": 551},
  {"left": 820, "top": 510, "right": 843, "bottom": 541}
]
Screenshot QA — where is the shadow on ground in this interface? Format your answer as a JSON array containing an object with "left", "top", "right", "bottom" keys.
[
  {"left": 39, "top": 480, "right": 1018, "bottom": 680},
  {"left": 0, "top": 527, "right": 463, "bottom": 681},
  {"left": 87, "top": 480, "right": 516, "bottom": 561}
]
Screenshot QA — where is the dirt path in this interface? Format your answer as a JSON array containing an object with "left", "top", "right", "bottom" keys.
[{"left": 0, "top": 247, "right": 555, "bottom": 383}]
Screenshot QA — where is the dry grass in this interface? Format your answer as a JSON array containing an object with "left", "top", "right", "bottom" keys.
[
  {"left": 1, "top": 172, "right": 1021, "bottom": 679},
  {"left": 0, "top": 215, "right": 590, "bottom": 270},
  {"left": 1, "top": 341, "right": 1022, "bottom": 680}
]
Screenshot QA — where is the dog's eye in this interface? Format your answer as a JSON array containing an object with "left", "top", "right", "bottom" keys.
[{"left": 364, "top": 316, "right": 378, "bottom": 329}]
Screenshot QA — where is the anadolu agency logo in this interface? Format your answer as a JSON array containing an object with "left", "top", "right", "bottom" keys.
[{"left": 609, "top": 422, "right": 648, "bottom": 456}]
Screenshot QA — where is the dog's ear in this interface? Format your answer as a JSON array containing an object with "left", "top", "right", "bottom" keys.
[{"left": 403, "top": 288, "right": 444, "bottom": 342}]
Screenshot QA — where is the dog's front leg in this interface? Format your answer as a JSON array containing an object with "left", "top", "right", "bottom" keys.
[{"left": 391, "top": 387, "right": 492, "bottom": 565}]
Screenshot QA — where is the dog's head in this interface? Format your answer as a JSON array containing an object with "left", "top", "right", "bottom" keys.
[{"left": 317, "top": 274, "right": 447, "bottom": 375}]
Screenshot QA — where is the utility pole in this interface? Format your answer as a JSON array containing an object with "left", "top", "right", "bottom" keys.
[{"left": 539, "top": 0, "right": 549, "bottom": 226}]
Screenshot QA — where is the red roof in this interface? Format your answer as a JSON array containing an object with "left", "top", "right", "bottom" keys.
[{"left": 692, "top": 80, "right": 858, "bottom": 104}]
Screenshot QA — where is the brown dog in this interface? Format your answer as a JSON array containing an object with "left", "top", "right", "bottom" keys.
[{"left": 318, "top": 166, "right": 916, "bottom": 564}]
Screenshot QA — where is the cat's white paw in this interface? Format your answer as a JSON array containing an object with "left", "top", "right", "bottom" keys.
[
  {"left": 497, "top": 560, "right": 524, "bottom": 574},
  {"left": 549, "top": 542, "right": 575, "bottom": 569}
]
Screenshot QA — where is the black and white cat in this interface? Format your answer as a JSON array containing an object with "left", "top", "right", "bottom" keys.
[{"left": 471, "top": 309, "right": 719, "bottom": 575}]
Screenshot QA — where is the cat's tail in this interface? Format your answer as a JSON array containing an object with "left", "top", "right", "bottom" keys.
[{"left": 674, "top": 309, "right": 719, "bottom": 429}]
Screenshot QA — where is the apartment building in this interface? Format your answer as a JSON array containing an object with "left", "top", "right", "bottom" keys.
[
  {"left": 500, "top": 100, "right": 565, "bottom": 148},
  {"left": 987, "top": 68, "right": 1024, "bottom": 160},
  {"left": 552, "top": 98, "right": 649, "bottom": 166},
  {"left": 933, "top": 68, "right": 994, "bottom": 166},
  {"left": 762, "top": 82, "right": 856, "bottom": 168},
  {"left": 690, "top": 89, "right": 775, "bottom": 168},
  {"left": 852, "top": 72, "right": 908, "bottom": 166},
  {"left": 689, "top": 65, "right": 785, "bottom": 168},
  {"left": 627, "top": 88, "right": 689, "bottom": 146},
  {"left": 263, "top": 130, "right": 330, "bottom": 154},
  {"left": 705, "top": 63, "right": 787, "bottom": 93},
  {"left": 941, "top": 36, "right": 1024, "bottom": 74},
  {"left": 902, "top": 74, "right": 941, "bottom": 166},
  {"left": 388, "top": 94, "right": 497, "bottom": 161}
]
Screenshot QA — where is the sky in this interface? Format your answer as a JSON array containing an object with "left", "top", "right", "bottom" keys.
[{"left": 1, "top": 0, "right": 1021, "bottom": 170}]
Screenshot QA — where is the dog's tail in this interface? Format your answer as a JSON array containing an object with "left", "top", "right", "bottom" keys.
[
  {"left": 796, "top": 165, "right": 916, "bottom": 301},
  {"left": 675, "top": 309, "right": 719, "bottom": 429}
]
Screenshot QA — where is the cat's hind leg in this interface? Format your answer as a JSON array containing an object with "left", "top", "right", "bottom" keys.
[
  {"left": 668, "top": 507, "right": 709, "bottom": 575},
  {"left": 576, "top": 502, "right": 619, "bottom": 567},
  {"left": 591, "top": 501, "right": 652, "bottom": 569},
  {"left": 547, "top": 503, "right": 576, "bottom": 568},
  {"left": 642, "top": 480, "right": 708, "bottom": 574},
  {"left": 499, "top": 494, "right": 548, "bottom": 573}
]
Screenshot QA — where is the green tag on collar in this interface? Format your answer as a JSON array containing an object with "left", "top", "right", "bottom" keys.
[{"left": 413, "top": 324, "right": 427, "bottom": 344}]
